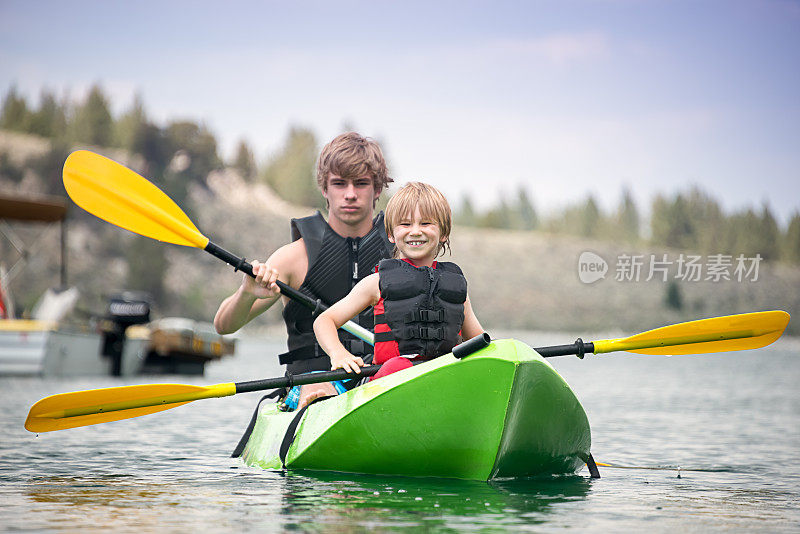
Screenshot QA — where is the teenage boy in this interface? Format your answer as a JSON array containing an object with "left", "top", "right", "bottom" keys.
[{"left": 214, "top": 132, "right": 394, "bottom": 408}]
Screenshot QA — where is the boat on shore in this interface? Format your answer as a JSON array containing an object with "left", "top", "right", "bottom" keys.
[
  {"left": 1, "top": 193, "right": 234, "bottom": 377},
  {"left": 143, "top": 317, "right": 235, "bottom": 375},
  {"left": 238, "top": 338, "right": 592, "bottom": 480},
  {"left": 0, "top": 305, "right": 235, "bottom": 377}
]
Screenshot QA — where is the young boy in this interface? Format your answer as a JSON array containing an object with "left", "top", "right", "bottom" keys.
[{"left": 314, "top": 182, "right": 483, "bottom": 379}]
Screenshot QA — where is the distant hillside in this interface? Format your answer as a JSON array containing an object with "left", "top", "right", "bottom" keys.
[{"left": 2, "top": 130, "right": 798, "bottom": 335}]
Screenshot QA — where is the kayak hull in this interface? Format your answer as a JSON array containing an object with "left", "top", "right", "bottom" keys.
[{"left": 240, "top": 339, "right": 591, "bottom": 480}]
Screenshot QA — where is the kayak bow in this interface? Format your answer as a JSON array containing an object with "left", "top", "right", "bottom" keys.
[{"left": 240, "top": 339, "right": 592, "bottom": 480}]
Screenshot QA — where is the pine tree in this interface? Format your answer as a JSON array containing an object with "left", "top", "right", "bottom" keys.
[
  {"left": 0, "top": 86, "right": 31, "bottom": 132},
  {"left": 480, "top": 196, "right": 513, "bottom": 229},
  {"left": 685, "top": 187, "right": 723, "bottom": 253},
  {"left": 616, "top": 187, "right": 639, "bottom": 243},
  {"left": 783, "top": 211, "right": 800, "bottom": 263},
  {"left": 651, "top": 193, "right": 695, "bottom": 249},
  {"left": 455, "top": 194, "right": 477, "bottom": 226},
  {"left": 28, "top": 90, "right": 67, "bottom": 139},
  {"left": 262, "top": 126, "right": 321, "bottom": 209},
  {"left": 515, "top": 186, "right": 538, "bottom": 230},
  {"left": 163, "top": 120, "right": 222, "bottom": 205},
  {"left": 114, "top": 94, "right": 147, "bottom": 150},
  {"left": 580, "top": 195, "right": 601, "bottom": 238},
  {"left": 233, "top": 139, "right": 257, "bottom": 182},
  {"left": 757, "top": 203, "right": 780, "bottom": 260},
  {"left": 70, "top": 84, "right": 113, "bottom": 146}
]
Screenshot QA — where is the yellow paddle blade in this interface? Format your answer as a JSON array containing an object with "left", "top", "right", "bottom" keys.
[
  {"left": 25, "top": 382, "right": 236, "bottom": 432},
  {"left": 63, "top": 150, "right": 209, "bottom": 248},
  {"left": 593, "top": 310, "right": 790, "bottom": 355}
]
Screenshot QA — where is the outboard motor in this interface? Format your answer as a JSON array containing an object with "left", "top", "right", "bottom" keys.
[{"left": 101, "top": 292, "right": 151, "bottom": 376}]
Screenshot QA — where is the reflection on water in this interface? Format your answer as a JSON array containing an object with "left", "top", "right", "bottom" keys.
[{"left": 275, "top": 471, "right": 593, "bottom": 531}]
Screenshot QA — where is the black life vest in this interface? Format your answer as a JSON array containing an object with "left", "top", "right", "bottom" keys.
[
  {"left": 279, "top": 211, "right": 393, "bottom": 373},
  {"left": 373, "top": 259, "right": 467, "bottom": 362}
]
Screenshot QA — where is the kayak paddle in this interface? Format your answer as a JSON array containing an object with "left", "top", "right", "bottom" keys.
[
  {"left": 534, "top": 309, "right": 790, "bottom": 357},
  {"left": 62, "top": 149, "right": 373, "bottom": 344},
  {"left": 25, "top": 311, "right": 789, "bottom": 432}
]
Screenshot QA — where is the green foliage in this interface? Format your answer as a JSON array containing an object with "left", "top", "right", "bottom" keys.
[
  {"left": 650, "top": 188, "right": 785, "bottom": 262},
  {"left": 232, "top": 139, "right": 257, "bottom": 181},
  {"left": 262, "top": 126, "right": 323, "bottom": 209},
  {"left": 580, "top": 196, "right": 601, "bottom": 237},
  {"left": 545, "top": 195, "right": 605, "bottom": 238},
  {"left": 162, "top": 121, "right": 222, "bottom": 205},
  {"left": 612, "top": 187, "right": 640, "bottom": 243},
  {"left": 2, "top": 85, "right": 797, "bottom": 269},
  {"left": 479, "top": 196, "right": 514, "bottom": 229},
  {"left": 784, "top": 212, "right": 800, "bottom": 263},
  {"left": 651, "top": 193, "right": 694, "bottom": 249},
  {"left": 0, "top": 85, "right": 30, "bottom": 132},
  {"left": 455, "top": 194, "right": 477, "bottom": 226},
  {"left": 650, "top": 188, "right": 725, "bottom": 252},
  {"left": 513, "top": 187, "right": 538, "bottom": 230},
  {"left": 721, "top": 205, "right": 780, "bottom": 261},
  {"left": 114, "top": 94, "right": 147, "bottom": 150},
  {"left": 70, "top": 84, "right": 113, "bottom": 146},
  {"left": 28, "top": 90, "right": 67, "bottom": 139}
]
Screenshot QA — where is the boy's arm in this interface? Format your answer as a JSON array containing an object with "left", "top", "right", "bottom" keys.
[
  {"left": 460, "top": 294, "right": 484, "bottom": 340},
  {"left": 213, "top": 240, "right": 306, "bottom": 334},
  {"left": 314, "top": 273, "right": 380, "bottom": 373}
]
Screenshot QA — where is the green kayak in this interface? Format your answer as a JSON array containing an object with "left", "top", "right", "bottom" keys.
[{"left": 239, "top": 339, "right": 592, "bottom": 480}]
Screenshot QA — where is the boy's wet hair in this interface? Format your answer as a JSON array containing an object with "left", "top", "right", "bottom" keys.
[
  {"left": 385, "top": 182, "right": 453, "bottom": 258},
  {"left": 316, "top": 132, "right": 392, "bottom": 193}
]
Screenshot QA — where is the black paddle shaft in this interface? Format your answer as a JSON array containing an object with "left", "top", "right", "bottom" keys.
[
  {"left": 234, "top": 365, "right": 382, "bottom": 393},
  {"left": 204, "top": 241, "right": 325, "bottom": 313},
  {"left": 535, "top": 339, "right": 596, "bottom": 358}
]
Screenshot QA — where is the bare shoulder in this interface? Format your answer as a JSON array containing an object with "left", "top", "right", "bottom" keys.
[
  {"left": 354, "top": 272, "right": 381, "bottom": 304},
  {"left": 266, "top": 239, "right": 309, "bottom": 289}
]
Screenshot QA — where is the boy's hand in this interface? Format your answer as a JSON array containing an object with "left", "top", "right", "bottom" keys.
[
  {"left": 242, "top": 260, "right": 280, "bottom": 299},
  {"left": 330, "top": 349, "right": 365, "bottom": 374}
]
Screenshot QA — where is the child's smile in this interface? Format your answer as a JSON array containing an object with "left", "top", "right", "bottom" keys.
[{"left": 391, "top": 207, "right": 445, "bottom": 266}]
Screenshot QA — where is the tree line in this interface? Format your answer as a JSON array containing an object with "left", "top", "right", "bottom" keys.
[
  {"left": 455, "top": 186, "right": 799, "bottom": 263},
  {"left": 2, "top": 85, "right": 799, "bottom": 267},
  {"left": 1, "top": 84, "right": 224, "bottom": 304}
]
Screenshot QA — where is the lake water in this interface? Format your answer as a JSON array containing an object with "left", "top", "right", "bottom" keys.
[{"left": 1, "top": 333, "right": 799, "bottom": 532}]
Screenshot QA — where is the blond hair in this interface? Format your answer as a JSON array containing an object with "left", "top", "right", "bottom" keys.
[
  {"left": 316, "top": 132, "right": 392, "bottom": 194},
  {"left": 384, "top": 182, "right": 453, "bottom": 258}
]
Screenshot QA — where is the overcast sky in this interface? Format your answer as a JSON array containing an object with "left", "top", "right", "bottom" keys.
[{"left": 2, "top": 0, "right": 798, "bottom": 224}]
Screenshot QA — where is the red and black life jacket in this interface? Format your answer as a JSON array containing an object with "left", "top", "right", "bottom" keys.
[{"left": 373, "top": 258, "right": 467, "bottom": 364}]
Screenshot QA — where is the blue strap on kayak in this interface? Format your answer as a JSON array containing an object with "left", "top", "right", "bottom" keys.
[{"left": 282, "top": 377, "right": 347, "bottom": 411}]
